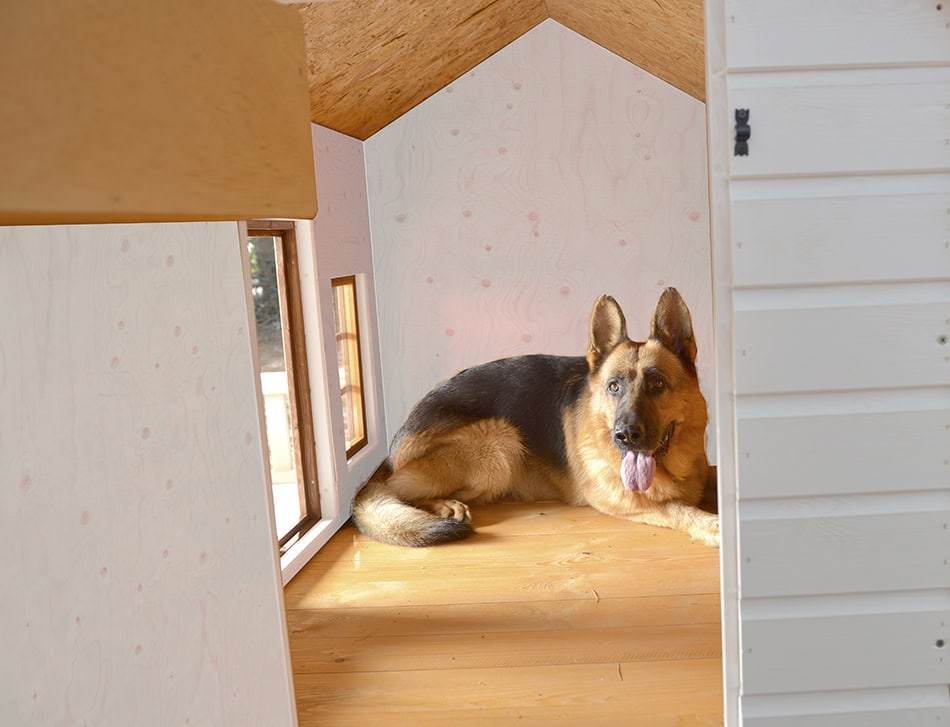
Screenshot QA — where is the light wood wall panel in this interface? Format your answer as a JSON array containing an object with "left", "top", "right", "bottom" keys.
[
  {"left": 0, "top": 223, "right": 296, "bottom": 725},
  {"left": 740, "top": 510, "right": 950, "bottom": 598},
  {"left": 732, "top": 191, "right": 950, "bottom": 288},
  {"left": 742, "top": 612, "right": 950, "bottom": 695},
  {"left": 729, "top": 73, "right": 950, "bottom": 179},
  {"left": 726, "top": 0, "right": 950, "bottom": 70},
  {"left": 0, "top": 0, "right": 316, "bottom": 225},
  {"left": 746, "top": 707, "right": 950, "bottom": 727},
  {"left": 736, "top": 410, "right": 950, "bottom": 499},
  {"left": 306, "top": 126, "right": 388, "bottom": 512},
  {"left": 734, "top": 302, "right": 950, "bottom": 395},
  {"left": 296, "top": 0, "right": 706, "bottom": 139}
]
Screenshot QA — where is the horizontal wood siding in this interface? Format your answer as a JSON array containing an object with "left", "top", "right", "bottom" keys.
[
  {"left": 737, "top": 409, "right": 950, "bottom": 498},
  {"left": 743, "top": 685, "right": 950, "bottom": 726},
  {"left": 734, "top": 302, "right": 950, "bottom": 395},
  {"left": 742, "top": 612, "right": 950, "bottom": 694},
  {"left": 740, "top": 510, "right": 950, "bottom": 598},
  {"left": 728, "top": 74, "right": 950, "bottom": 178},
  {"left": 713, "top": 0, "right": 950, "bottom": 717},
  {"left": 726, "top": 0, "right": 950, "bottom": 70},
  {"left": 732, "top": 191, "right": 950, "bottom": 288},
  {"left": 745, "top": 707, "right": 950, "bottom": 727}
]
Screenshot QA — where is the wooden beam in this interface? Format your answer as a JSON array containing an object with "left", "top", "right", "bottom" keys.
[{"left": 0, "top": 0, "right": 317, "bottom": 225}]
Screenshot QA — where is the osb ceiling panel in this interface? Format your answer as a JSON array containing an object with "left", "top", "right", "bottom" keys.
[{"left": 297, "top": 0, "right": 704, "bottom": 140}]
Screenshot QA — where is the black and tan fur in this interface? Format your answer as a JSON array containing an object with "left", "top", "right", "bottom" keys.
[{"left": 352, "top": 288, "right": 720, "bottom": 547}]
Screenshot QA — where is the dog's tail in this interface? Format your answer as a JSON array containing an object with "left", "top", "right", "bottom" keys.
[{"left": 351, "top": 463, "right": 474, "bottom": 547}]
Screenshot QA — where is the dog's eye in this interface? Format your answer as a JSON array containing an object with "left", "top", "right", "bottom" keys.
[
  {"left": 649, "top": 376, "right": 667, "bottom": 392},
  {"left": 607, "top": 379, "right": 621, "bottom": 394}
]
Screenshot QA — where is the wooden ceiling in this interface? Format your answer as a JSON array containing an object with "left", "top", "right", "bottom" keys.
[{"left": 297, "top": 0, "right": 705, "bottom": 140}]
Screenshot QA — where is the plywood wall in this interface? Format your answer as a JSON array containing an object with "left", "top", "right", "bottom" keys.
[
  {"left": 0, "top": 223, "right": 297, "bottom": 726},
  {"left": 364, "top": 20, "right": 713, "bottom": 446}
]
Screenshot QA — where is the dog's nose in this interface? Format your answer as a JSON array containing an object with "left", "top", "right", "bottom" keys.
[{"left": 613, "top": 422, "right": 644, "bottom": 449}]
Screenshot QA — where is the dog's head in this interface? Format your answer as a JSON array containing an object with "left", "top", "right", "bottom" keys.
[{"left": 586, "top": 288, "right": 706, "bottom": 492}]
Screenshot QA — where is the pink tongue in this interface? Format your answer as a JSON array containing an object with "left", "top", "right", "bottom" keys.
[{"left": 621, "top": 451, "right": 656, "bottom": 492}]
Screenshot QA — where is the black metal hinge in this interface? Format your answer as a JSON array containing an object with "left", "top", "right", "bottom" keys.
[{"left": 735, "top": 109, "right": 750, "bottom": 156}]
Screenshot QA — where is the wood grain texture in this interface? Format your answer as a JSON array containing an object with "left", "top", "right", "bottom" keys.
[
  {"left": 298, "top": 0, "right": 548, "bottom": 139},
  {"left": 547, "top": 0, "right": 706, "bottom": 101},
  {"left": 0, "top": 0, "right": 316, "bottom": 224},
  {"left": 285, "top": 501, "right": 722, "bottom": 725},
  {"left": 0, "top": 223, "right": 295, "bottom": 725},
  {"left": 296, "top": 0, "right": 705, "bottom": 139}
]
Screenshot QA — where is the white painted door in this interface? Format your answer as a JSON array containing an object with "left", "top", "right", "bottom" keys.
[{"left": 706, "top": 1, "right": 950, "bottom": 724}]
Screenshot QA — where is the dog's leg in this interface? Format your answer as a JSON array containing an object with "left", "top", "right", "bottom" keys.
[
  {"left": 383, "top": 462, "right": 473, "bottom": 524},
  {"left": 623, "top": 501, "right": 720, "bottom": 546},
  {"left": 387, "top": 417, "right": 527, "bottom": 517}
]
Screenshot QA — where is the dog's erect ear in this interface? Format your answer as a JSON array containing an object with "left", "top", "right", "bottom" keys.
[
  {"left": 587, "top": 295, "right": 628, "bottom": 370},
  {"left": 650, "top": 287, "right": 698, "bottom": 367}
]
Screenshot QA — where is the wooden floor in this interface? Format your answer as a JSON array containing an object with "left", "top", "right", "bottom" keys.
[{"left": 283, "top": 501, "right": 723, "bottom": 726}]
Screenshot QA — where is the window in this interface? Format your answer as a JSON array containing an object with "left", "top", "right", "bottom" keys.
[
  {"left": 331, "top": 275, "right": 367, "bottom": 458},
  {"left": 247, "top": 223, "right": 319, "bottom": 550}
]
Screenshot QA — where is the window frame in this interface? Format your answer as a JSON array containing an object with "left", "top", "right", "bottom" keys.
[{"left": 330, "top": 274, "right": 369, "bottom": 459}]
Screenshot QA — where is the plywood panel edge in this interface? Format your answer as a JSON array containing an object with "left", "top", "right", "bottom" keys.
[{"left": 0, "top": 0, "right": 317, "bottom": 225}]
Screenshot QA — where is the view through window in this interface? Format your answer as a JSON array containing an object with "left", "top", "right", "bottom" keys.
[{"left": 247, "top": 224, "right": 319, "bottom": 550}]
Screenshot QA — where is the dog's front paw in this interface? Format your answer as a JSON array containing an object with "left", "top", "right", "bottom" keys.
[
  {"left": 433, "top": 499, "right": 472, "bottom": 524},
  {"left": 690, "top": 512, "right": 720, "bottom": 547}
]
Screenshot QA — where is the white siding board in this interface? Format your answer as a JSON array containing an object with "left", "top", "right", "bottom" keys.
[
  {"left": 734, "top": 303, "right": 950, "bottom": 395},
  {"left": 745, "top": 707, "right": 950, "bottom": 727},
  {"left": 732, "top": 192, "right": 950, "bottom": 288},
  {"left": 740, "top": 511, "right": 950, "bottom": 598},
  {"left": 742, "top": 611, "right": 950, "bottom": 695},
  {"left": 727, "top": 0, "right": 950, "bottom": 71},
  {"left": 709, "top": 0, "right": 950, "bottom": 720},
  {"left": 728, "top": 78, "right": 950, "bottom": 178},
  {"left": 744, "top": 685, "right": 950, "bottom": 726},
  {"left": 736, "top": 409, "right": 950, "bottom": 499}
]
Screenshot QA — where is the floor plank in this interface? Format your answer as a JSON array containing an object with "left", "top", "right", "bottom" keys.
[
  {"left": 285, "top": 501, "right": 723, "bottom": 725},
  {"left": 294, "top": 660, "right": 724, "bottom": 726}
]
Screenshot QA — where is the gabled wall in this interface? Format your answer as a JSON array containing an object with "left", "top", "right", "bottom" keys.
[{"left": 363, "top": 20, "right": 713, "bottom": 445}]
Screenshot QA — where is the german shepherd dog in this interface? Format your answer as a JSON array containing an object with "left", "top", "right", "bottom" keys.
[{"left": 352, "top": 288, "right": 719, "bottom": 547}]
